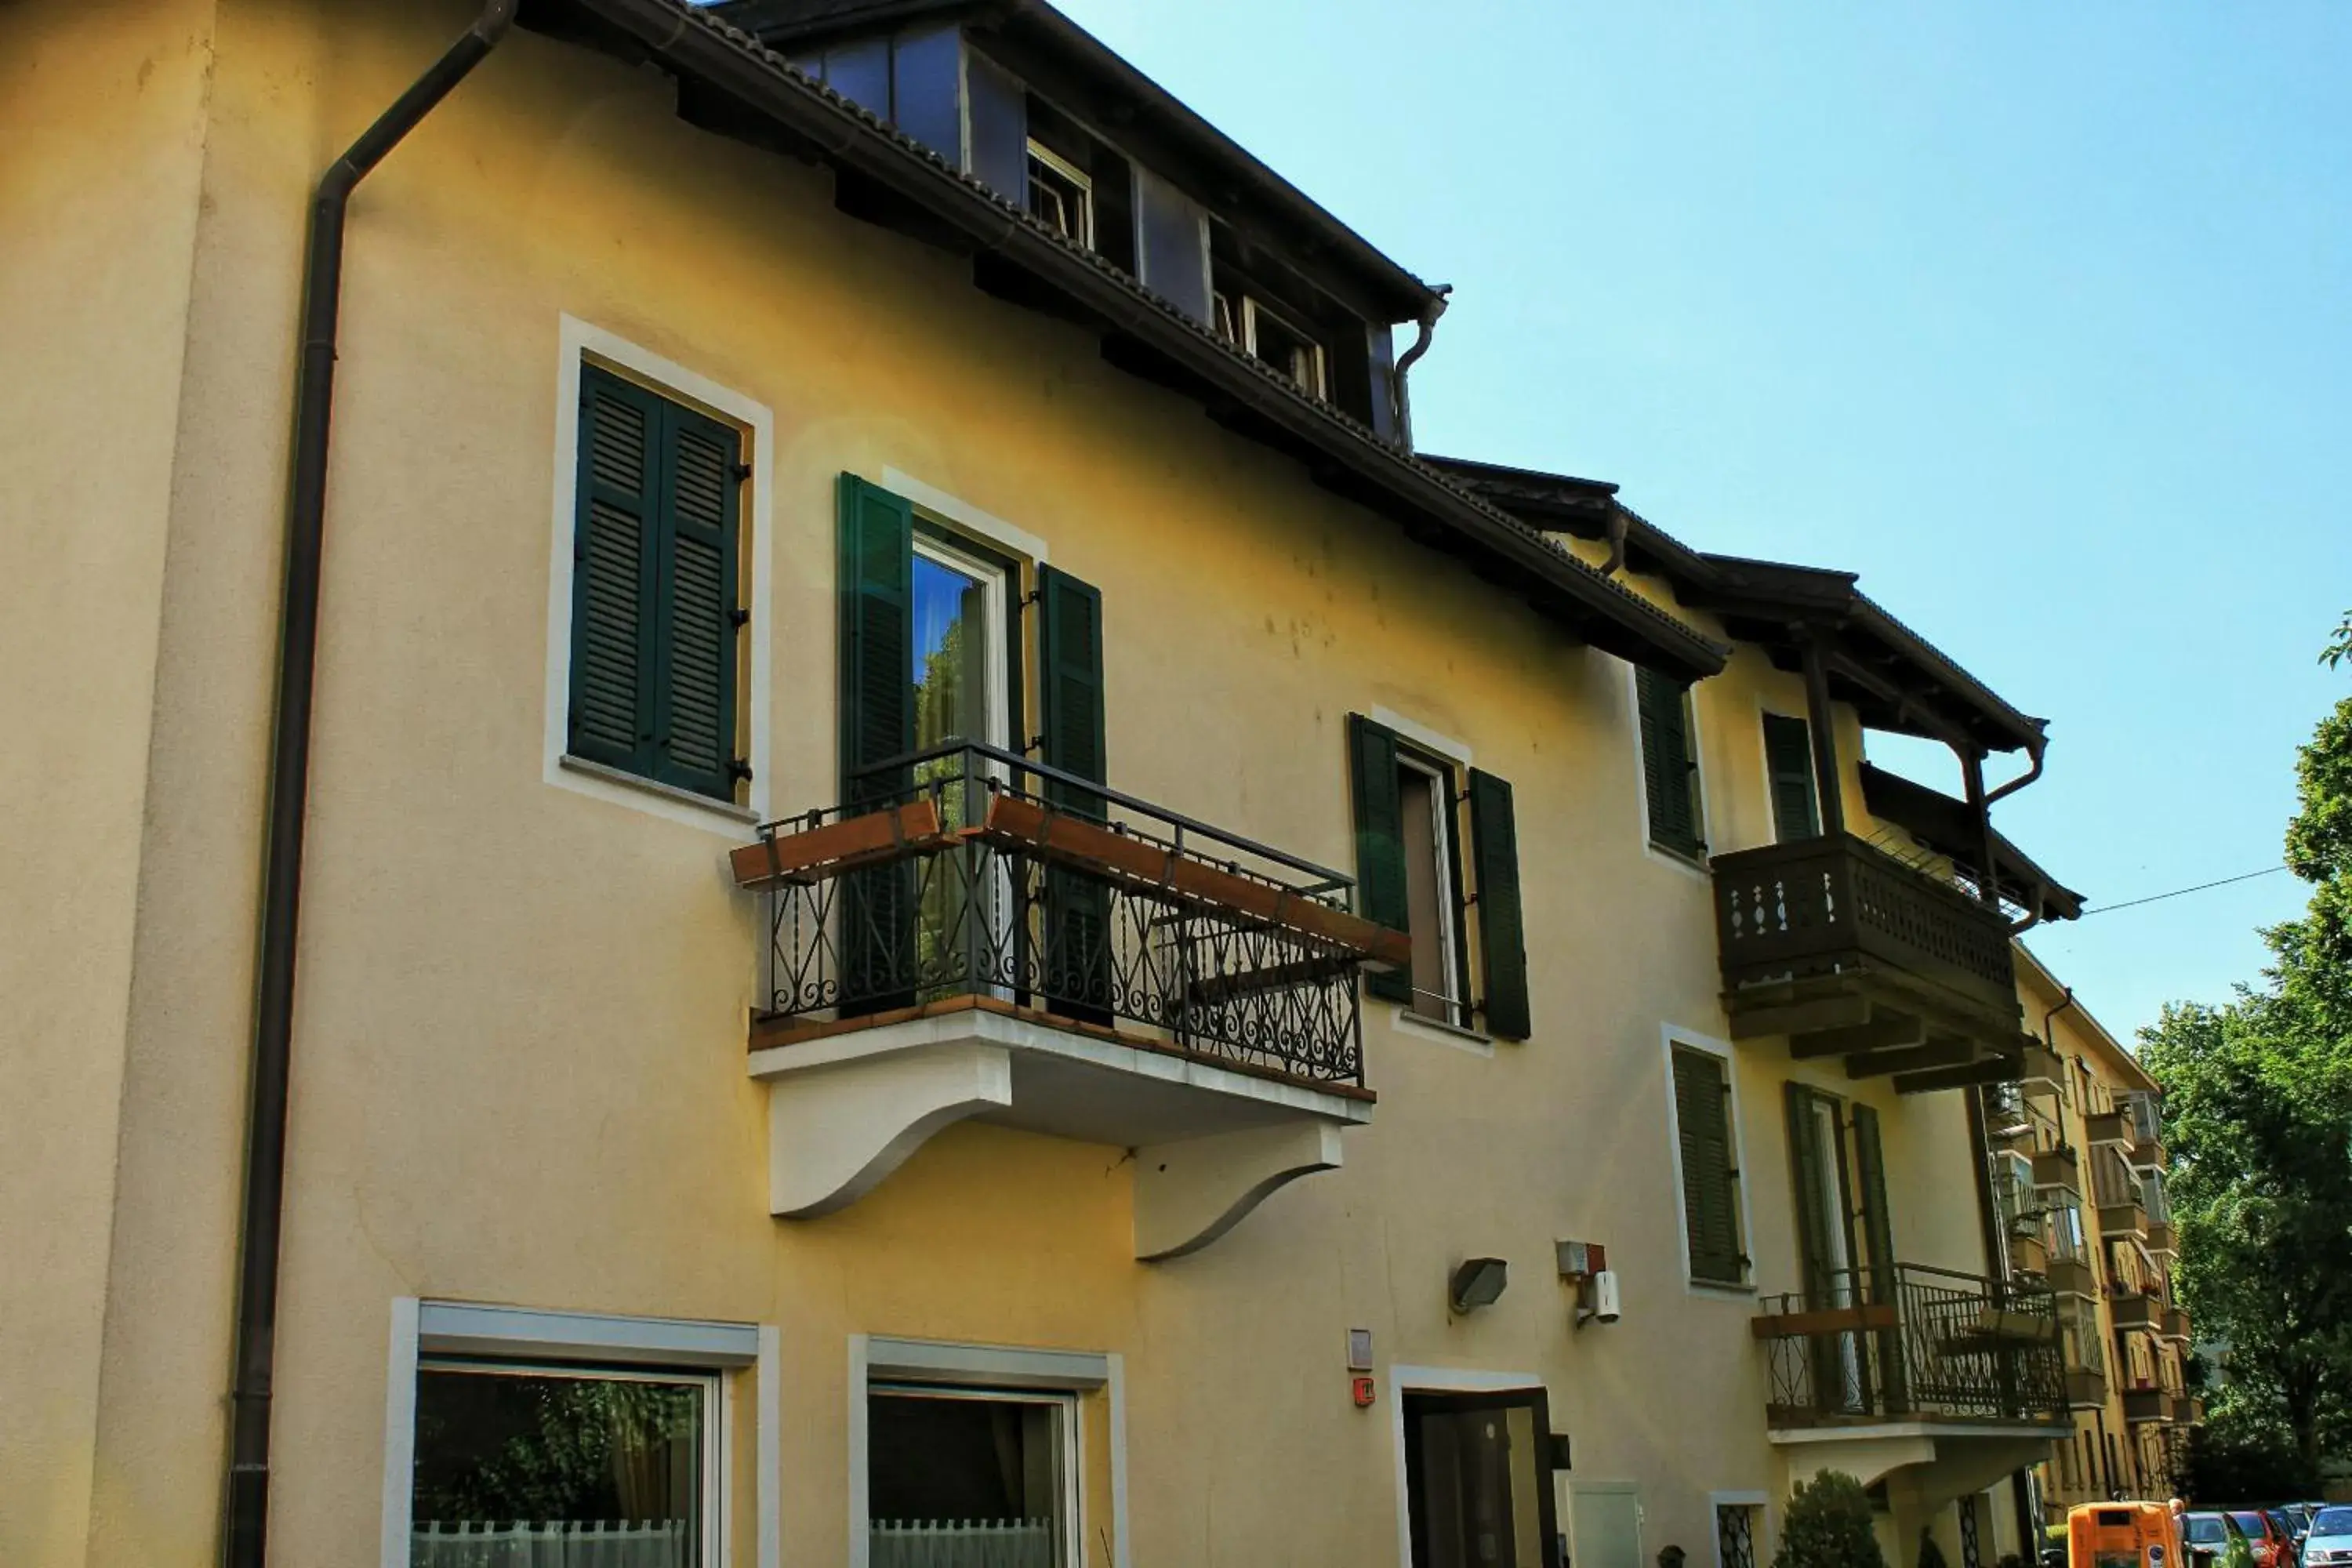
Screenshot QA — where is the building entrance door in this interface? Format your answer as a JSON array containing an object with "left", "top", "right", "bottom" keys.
[{"left": 1403, "top": 1388, "right": 1562, "bottom": 1568}]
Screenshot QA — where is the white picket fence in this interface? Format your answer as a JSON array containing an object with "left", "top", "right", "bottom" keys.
[
  {"left": 869, "top": 1518, "right": 1055, "bottom": 1568},
  {"left": 411, "top": 1519, "right": 690, "bottom": 1568}
]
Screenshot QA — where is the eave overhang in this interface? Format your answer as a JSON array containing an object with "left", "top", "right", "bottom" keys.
[
  {"left": 1426, "top": 456, "right": 2041, "bottom": 751},
  {"left": 521, "top": 0, "right": 1729, "bottom": 681},
  {"left": 1860, "top": 763, "right": 2084, "bottom": 922}
]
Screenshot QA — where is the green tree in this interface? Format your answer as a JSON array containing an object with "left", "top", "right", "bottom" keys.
[
  {"left": 1772, "top": 1472, "right": 1886, "bottom": 1568},
  {"left": 2141, "top": 612, "right": 2352, "bottom": 1487}
]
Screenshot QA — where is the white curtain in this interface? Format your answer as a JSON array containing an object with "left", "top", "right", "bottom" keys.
[
  {"left": 412, "top": 1520, "right": 689, "bottom": 1568},
  {"left": 870, "top": 1519, "right": 1055, "bottom": 1568}
]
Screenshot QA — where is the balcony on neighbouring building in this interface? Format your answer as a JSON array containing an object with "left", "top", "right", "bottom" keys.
[
  {"left": 729, "top": 742, "right": 1406, "bottom": 1258},
  {"left": 2032, "top": 1143, "right": 2082, "bottom": 1197},
  {"left": 1752, "top": 1263, "right": 2068, "bottom": 1432},
  {"left": 2162, "top": 1306, "right": 2191, "bottom": 1345},
  {"left": 2084, "top": 1107, "right": 2130, "bottom": 1147},
  {"left": 2122, "top": 1386, "right": 2170, "bottom": 1425},
  {"left": 1711, "top": 834, "right": 2030, "bottom": 1092},
  {"left": 2092, "top": 1155, "right": 2148, "bottom": 1241},
  {"left": 2108, "top": 1290, "right": 2158, "bottom": 1334},
  {"left": 2119, "top": 1090, "right": 2166, "bottom": 1170}
]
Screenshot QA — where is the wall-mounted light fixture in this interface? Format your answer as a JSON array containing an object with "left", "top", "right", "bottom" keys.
[
  {"left": 1557, "top": 1239, "right": 1621, "bottom": 1329},
  {"left": 1449, "top": 1257, "right": 1509, "bottom": 1315}
]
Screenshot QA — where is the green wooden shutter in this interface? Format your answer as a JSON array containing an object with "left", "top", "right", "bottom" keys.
[
  {"left": 1347, "top": 714, "right": 1410, "bottom": 1004},
  {"left": 1786, "top": 1083, "right": 1835, "bottom": 1305},
  {"left": 1037, "top": 566, "right": 1111, "bottom": 1016},
  {"left": 1467, "top": 768, "right": 1530, "bottom": 1039},
  {"left": 1762, "top": 713, "right": 1820, "bottom": 843},
  {"left": 836, "top": 475, "right": 916, "bottom": 1013},
  {"left": 837, "top": 475, "right": 916, "bottom": 801},
  {"left": 1674, "top": 1047, "right": 1745, "bottom": 1285},
  {"left": 650, "top": 405, "right": 742, "bottom": 800},
  {"left": 570, "top": 368, "right": 665, "bottom": 774},
  {"left": 570, "top": 368, "right": 743, "bottom": 802},
  {"left": 1850, "top": 1102, "right": 1907, "bottom": 1411},
  {"left": 1637, "top": 666, "right": 1704, "bottom": 857}
]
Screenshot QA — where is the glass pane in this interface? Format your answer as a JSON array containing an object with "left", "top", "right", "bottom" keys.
[
  {"left": 411, "top": 1367, "right": 702, "bottom": 1567},
  {"left": 869, "top": 1392, "right": 1064, "bottom": 1568}
]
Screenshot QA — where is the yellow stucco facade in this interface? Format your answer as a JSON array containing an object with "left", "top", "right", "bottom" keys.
[{"left": 2, "top": 3, "right": 2108, "bottom": 1566}]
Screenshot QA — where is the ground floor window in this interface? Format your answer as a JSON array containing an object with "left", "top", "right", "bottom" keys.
[
  {"left": 1718, "top": 1503, "right": 1761, "bottom": 1568},
  {"left": 410, "top": 1361, "right": 717, "bottom": 1567},
  {"left": 868, "top": 1385, "right": 1078, "bottom": 1568}
]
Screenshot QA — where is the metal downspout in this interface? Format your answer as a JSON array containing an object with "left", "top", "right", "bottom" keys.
[
  {"left": 224, "top": 5, "right": 516, "bottom": 1563},
  {"left": 1389, "top": 284, "right": 1451, "bottom": 448}
]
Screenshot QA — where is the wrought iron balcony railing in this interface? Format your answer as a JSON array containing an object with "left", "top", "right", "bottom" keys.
[
  {"left": 1753, "top": 1262, "right": 2067, "bottom": 1429},
  {"left": 731, "top": 742, "right": 1406, "bottom": 1090},
  {"left": 1711, "top": 833, "right": 2023, "bottom": 1029}
]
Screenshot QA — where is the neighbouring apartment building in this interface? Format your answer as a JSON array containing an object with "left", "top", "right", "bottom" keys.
[
  {"left": 1999, "top": 953, "right": 2197, "bottom": 1517},
  {"left": 0, "top": 2, "right": 2162, "bottom": 1566}
]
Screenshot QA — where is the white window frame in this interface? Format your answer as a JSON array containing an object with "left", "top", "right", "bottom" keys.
[
  {"left": 1366, "top": 707, "right": 1490, "bottom": 1051},
  {"left": 1661, "top": 1025, "right": 1755, "bottom": 1295},
  {"left": 1240, "top": 294, "right": 1329, "bottom": 398},
  {"left": 848, "top": 1335, "right": 1129, "bottom": 1568},
  {"left": 1624, "top": 662, "right": 1711, "bottom": 881},
  {"left": 1395, "top": 747, "right": 1467, "bottom": 1030},
  {"left": 380, "top": 1298, "right": 780, "bottom": 1568},
  {"left": 909, "top": 528, "right": 1014, "bottom": 755},
  {"left": 543, "top": 314, "right": 776, "bottom": 833},
  {"left": 1025, "top": 140, "right": 1095, "bottom": 250}
]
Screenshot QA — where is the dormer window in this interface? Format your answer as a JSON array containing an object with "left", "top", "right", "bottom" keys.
[
  {"left": 1025, "top": 141, "right": 1094, "bottom": 249},
  {"left": 1213, "top": 289, "right": 1328, "bottom": 399}
]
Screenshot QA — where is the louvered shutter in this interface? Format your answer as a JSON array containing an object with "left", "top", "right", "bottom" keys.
[
  {"left": 1786, "top": 1084, "right": 1835, "bottom": 1306},
  {"left": 1762, "top": 713, "right": 1820, "bottom": 843},
  {"left": 1346, "top": 714, "right": 1410, "bottom": 1004},
  {"left": 1850, "top": 1102, "right": 1908, "bottom": 1411},
  {"left": 1637, "top": 666, "right": 1704, "bottom": 857},
  {"left": 651, "top": 405, "right": 742, "bottom": 800},
  {"left": 1674, "top": 1047, "right": 1744, "bottom": 1285},
  {"left": 569, "top": 369, "right": 664, "bottom": 774},
  {"left": 1467, "top": 769, "right": 1530, "bottom": 1040},
  {"left": 836, "top": 475, "right": 916, "bottom": 1012},
  {"left": 1037, "top": 566, "right": 1111, "bottom": 1016}
]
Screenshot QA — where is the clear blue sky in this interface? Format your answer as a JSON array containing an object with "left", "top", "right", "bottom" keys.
[{"left": 1054, "top": 0, "right": 2350, "bottom": 1044}]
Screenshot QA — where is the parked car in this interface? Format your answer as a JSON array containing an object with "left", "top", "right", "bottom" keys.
[
  {"left": 2267, "top": 1511, "right": 2307, "bottom": 1567},
  {"left": 2185, "top": 1512, "right": 2257, "bottom": 1568},
  {"left": 2233, "top": 1511, "right": 2299, "bottom": 1568},
  {"left": 2296, "top": 1506, "right": 2352, "bottom": 1567}
]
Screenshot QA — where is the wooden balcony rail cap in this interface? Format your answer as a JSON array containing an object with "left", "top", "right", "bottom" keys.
[{"left": 729, "top": 799, "right": 948, "bottom": 889}]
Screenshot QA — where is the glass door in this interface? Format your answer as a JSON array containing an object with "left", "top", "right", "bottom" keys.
[
  {"left": 909, "top": 533, "right": 1011, "bottom": 997},
  {"left": 1403, "top": 1388, "right": 1562, "bottom": 1568}
]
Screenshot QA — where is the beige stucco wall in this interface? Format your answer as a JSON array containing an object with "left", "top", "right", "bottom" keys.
[
  {"left": 0, "top": 2, "right": 219, "bottom": 1561},
  {"left": 5, "top": 2, "right": 2019, "bottom": 1563}
]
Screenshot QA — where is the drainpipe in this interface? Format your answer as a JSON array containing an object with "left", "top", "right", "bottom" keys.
[
  {"left": 2042, "top": 987, "right": 2078, "bottom": 1049},
  {"left": 1389, "top": 284, "right": 1452, "bottom": 448},
  {"left": 223, "top": 5, "right": 515, "bottom": 1563}
]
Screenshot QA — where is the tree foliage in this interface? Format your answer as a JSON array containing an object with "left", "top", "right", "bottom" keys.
[
  {"left": 1773, "top": 1472, "right": 1887, "bottom": 1568},
  {"left": 2141, "top": 613, "right": 2352, "bottom": 1492}
]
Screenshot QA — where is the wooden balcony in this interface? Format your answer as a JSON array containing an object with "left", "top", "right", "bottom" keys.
[
  {"left": 1712, "top": 834, "right": 2028, "bottom": 1092},
  {"left": 2122, "top": 1387, "right": 2170, "bottom": 1425}
]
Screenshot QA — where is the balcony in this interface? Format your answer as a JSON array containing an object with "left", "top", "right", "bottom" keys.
[
  {"left": 2045, "top": 1255, "right": 2097, "bottom": 1299},
  {"left": 2066, "top": 1367, "right": 2109, "bottom": 1411},
  {"left": 1712, "top": 835, "right": 2029, "bottom": 1091},
  {"left": 2109, "top": 1291, "right": 2158, "bottom": 1333},
  {"left": 2032, "top": 1144, "right": 2082, "bottom": 1197},
  {"left": 2122, "top": 1386, "right": 2170, "bottom": 1425},
  {"left": 1753, "top": 1263, "right": 2068, "bottom": 1432},
  {"left": 731, "top": 743, "right": 1404, "bottom": 1258},
  {"left": 2162, "top": 1306, "right": 2191, "bottom": 1344},
  {"left": 2147, "top": 1218, "right": 2177, "bottom": 1257},
  {"left": 2084, "top": 1109, "right": 2129, "bottom": 1147},
  {"left": 2018, "top": 1043, "right": 2065, "bottom": 1100}
]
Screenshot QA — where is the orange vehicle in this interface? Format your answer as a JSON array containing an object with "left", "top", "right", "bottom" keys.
[{"left": 2069, "top": 1502, "right": 2185, "bottom": 1568}]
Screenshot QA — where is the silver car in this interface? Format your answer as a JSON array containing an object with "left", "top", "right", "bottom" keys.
[{"left": 2298, "top": 1507, "right": 2352, "bottom": 1568}]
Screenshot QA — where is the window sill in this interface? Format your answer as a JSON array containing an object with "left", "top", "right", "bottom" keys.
[
  {"left": 1643, "top": 840, "right": 1714, "bottom": 882},
  {"left": 1687, "top": 1278, "right": 1758, "bottom": 1300},
  {"left": 559, "top": 753, "right": 760, "bottom": 825},
  {"left": 1388, "top": 1006, "right": 1494, "bottom": 1054}
]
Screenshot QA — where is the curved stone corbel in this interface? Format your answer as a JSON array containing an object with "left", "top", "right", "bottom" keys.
[
  {"left": 1133, "top": 1121, "right": 1345, "bottom": 1261},
  {"left": 765, "top": 1043, "right": 1012, "bottom": 1218}
]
